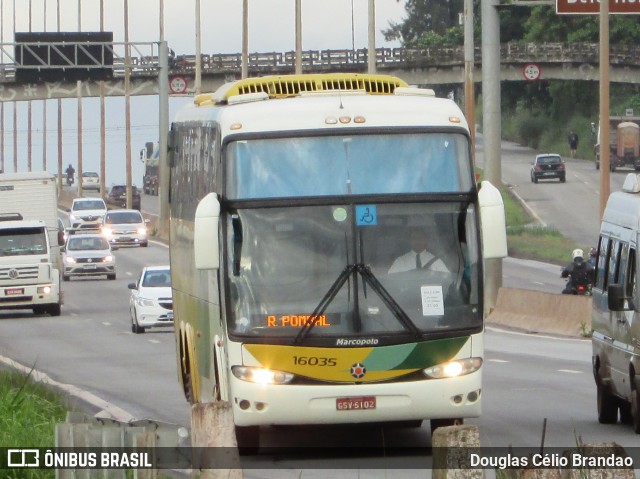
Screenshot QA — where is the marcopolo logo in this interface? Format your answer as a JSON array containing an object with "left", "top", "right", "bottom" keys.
[
  {"left": 7, "top": 449, "right": 40, "bottom": 468},
  {"left": 335, "top": 338, "right": 379, "bottom": 346}
]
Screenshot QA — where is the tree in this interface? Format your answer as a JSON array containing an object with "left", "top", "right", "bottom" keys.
[{"left": 383, "top": 0, "right": 464, "bottom": 48}]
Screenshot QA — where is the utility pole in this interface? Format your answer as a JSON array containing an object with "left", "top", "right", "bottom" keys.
[
  {"left": 195, "top": 0, "right": 201, "bottom": 94},
  {"left": 464, "top": 0, "right": 475, "bottom": 163},
  {"left": 27, "top": 0, "right": 32, "bottom": 172},
  {"left": 241, "top": 0, "right": 248, "bottom": 79},
  {"left": 158, "top": 41, "right": 169, "bottom": 237},
  {"left": 56, "top": 0, "right": 62, "bottom": 191},
  {"left": 295, "top": 0, "right": 302, "bottom": 74},
  {"left": 124, "top": 0, "right": 132, "bottom": 209},
  {"left": 598, "top": 0, "right": 610, "bottom": 218},
  {"left": 158, "top": 0, "right": 170, "bottom": 237},
  {"left": 77, "top": 0, "right": 83, "bottom": 194},
  {"left": 0, "top": 0, "right": 4, "bottom": 174},
  {"left": 367, "top": 0, "right": 376, "bottom": 74},
  {"left": 99, "top": 0, "right": 106, "bottom": 199},
  {"left": 12, "top": 0, "right": 17, "bottom": 173},
  {"left": 481, "top": 0, "right": 502, "bottom": 314},
  {"left": 41, "top": 0, "right": 46, "bottom": 172}
]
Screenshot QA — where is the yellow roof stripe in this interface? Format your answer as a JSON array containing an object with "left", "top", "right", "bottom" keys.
[{"left": 194, "top": 73, "right": 409, "bottom": 106}]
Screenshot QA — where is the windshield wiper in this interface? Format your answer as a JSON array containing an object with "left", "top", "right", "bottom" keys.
[
  {"left": 357, "top": 265, "right": 420, "bottom": 337},
  {"left": 294, "top": 264, "right": 355, "bottom": 344},
  {"left": 294, "top": 263, "right": 421, "bottom": 344}
]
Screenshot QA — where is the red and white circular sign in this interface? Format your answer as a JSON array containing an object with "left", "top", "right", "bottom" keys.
[
  {"left": 169, "top": 76, "right": 188, "bottom": 94},
  {"left": 522, "top": 63, "right": 541, "bottom": 81}
]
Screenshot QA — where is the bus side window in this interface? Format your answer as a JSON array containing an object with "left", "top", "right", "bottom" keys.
[
  {"left": 627, "top": 247, "right": 637, "bottom": 305},
  {"left": 596, "top": 237, "right": 610, "bottom": 291},
  {"left": 608, "top": 240, "right": 622, "bottom": 287}
]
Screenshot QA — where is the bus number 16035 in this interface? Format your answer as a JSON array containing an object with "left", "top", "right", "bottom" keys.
[{"left": 293, "top": 356, "right": 337, "bottom": 366}]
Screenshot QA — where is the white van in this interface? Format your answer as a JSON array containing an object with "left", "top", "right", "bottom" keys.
[{"left": 592, "top": 173, "right": 640, "bottom": 433}]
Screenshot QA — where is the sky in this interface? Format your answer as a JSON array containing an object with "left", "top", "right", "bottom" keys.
[{"left": 1, "top": 0, "right": 409, "bottom": 185}]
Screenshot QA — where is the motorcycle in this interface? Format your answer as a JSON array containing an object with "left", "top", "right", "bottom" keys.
[
  {"left": 66, "top": 173, "right": 74, "bottom": 187},
  {"left": 561, "top": 269, "right": 592, "bottom": 295},
  {"left": 563, "top": 280, "right": 592, "bottom": 295}
]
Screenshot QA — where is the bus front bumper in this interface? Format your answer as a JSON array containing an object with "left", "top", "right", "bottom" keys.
[{"left": 229, "top": 369, "right": 482, "bottom": 427}]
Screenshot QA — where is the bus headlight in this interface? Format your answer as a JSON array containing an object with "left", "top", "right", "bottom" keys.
[
  {"left": 422, "top": 357, "right": 482, "bottom": 379},
  {"left": 231, "top": 366, "right": 294, "bottom": 385}
]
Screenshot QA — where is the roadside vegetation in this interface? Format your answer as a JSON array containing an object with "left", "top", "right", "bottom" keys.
[
  {"left": 501, "top": 186, "right": 586, "bottom": 266},
  {"left": 0, "top": 369, "right": 66, "bottom": 479}
]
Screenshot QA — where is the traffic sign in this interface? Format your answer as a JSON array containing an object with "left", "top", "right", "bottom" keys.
[
  {"left": 169, "top": 76, "right": 188, "bottom": 94},
  {"left": 522, "top": 63, "right": 541, "bottom": 81},
  {"left": 556, "top": 0, "right": 640, "bottom": 14}
]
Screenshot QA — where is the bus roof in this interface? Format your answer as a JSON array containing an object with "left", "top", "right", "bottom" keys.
[{"left": 173, "top": 74, "right": 468, "bottom": 135}]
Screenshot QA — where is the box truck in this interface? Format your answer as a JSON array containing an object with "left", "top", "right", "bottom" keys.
[{"left": 0, "top": 171, "right": 63, "bottom": 316}]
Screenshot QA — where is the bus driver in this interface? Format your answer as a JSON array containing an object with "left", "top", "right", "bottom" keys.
[{"left": 388, "top": 228, "right": 449, "bottom": 274}]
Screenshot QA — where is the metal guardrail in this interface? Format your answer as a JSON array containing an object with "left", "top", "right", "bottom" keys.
[{"left": 0, "top": 42, "right": 638, "bottom": 82}]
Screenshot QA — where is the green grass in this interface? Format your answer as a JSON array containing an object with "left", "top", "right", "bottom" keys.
[
  {"left": 500, "top": 185, "right": 587, "bottom": 266},
  {"left": 0, "top": 369, "right": 67, "bottom": 479}
]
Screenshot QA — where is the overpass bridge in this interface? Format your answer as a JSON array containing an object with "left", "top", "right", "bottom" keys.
[{"left": 0, "top": 41, "right": 638, "bottom": 102}]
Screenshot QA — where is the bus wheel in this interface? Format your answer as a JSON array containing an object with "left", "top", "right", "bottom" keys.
[
  {"left": 597, "top": 383, "right": 618, "bottom": 424},
  {"left": 235, "top": 426, "right": 259, "bottom": 455},
  {"left": 430, "top": 418, "right": 463, "bottom": 436},
  {"left": 620, "top": 400, "right": 632, "bottom": 425},
  {"left": 631, "top": 388, "right": 640, "bottom": 433},
  {"left": 183, "top": 370, "right": 195, "bottom": 405}
]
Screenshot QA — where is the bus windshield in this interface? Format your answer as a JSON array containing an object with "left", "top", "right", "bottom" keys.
[
  {"left": 226, "top": 201, "right": 480, "bottom": 342},
  {"left": 226, "top": 132, "right": 472, "bottom": 199}
]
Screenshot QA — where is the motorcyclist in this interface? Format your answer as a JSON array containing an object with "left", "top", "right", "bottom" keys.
[
  {"left": 65, "top": 164, "right": 75, "bottom": 186},
  {"left": 561, "top": 248, "right": 595, "bottom": 294}
]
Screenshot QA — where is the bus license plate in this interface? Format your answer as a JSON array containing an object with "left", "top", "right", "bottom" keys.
[
  {"left": 5, "top": 288, "right": 24, "bottom": 296},
  {"left": 336, "top": 396, "right": 376, "bottom": 411}
]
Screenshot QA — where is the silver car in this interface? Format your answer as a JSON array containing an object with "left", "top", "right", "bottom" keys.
[
  {"left": 68, "top": 198, "right": 107, "bottom": 229},
  {"left": 101, "top": 209, "right": 149, "bottom": 247},
  {"left": 62, "top": 234, "right": 116, "bottom": 281}
]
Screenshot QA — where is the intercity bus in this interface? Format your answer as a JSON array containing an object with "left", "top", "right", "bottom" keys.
[{"left": 167, "top": 73, "right": 507, "bottom": 450}]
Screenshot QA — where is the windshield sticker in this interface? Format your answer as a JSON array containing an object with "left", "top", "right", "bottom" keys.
[
  {"left": 332, "top": 207, "right": 348, "bottom": 222},
  {"left": 356, "top": 205, "right": 377, "bottom": 226},
  {"left": 421, "top": 285, "right": 444, "bottom": 316}
]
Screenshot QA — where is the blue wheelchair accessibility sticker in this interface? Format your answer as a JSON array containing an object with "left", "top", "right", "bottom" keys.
[{"left": 356, "top": 205, "right": 377, "bottom": 226}]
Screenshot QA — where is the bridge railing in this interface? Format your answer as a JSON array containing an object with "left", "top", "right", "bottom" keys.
[{"left": 0, "top": 42, "right": 638, "bottom": 82}]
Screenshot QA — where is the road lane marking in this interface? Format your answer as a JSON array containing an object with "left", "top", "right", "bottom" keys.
[
  {"left": 558, "top": 369, "right": 582, "bottom": 374},
  {"left": 488, "top": 359, "right": 509, "bottom": 363},
  {"left": 102, "top": 322, "right": 111, "bottom": 326},
  {"left": 148, "top": 339, "right": 160, "bottom": 344}
]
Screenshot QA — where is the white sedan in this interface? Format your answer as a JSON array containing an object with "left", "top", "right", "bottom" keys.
[{"left": 128, "top": 265, "right": 173, "bottom": 334}]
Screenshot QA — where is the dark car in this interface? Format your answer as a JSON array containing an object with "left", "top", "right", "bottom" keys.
[
  {"left": 105, "top": 185, "right": 141, "bottom": 210},
  {"left": 530, "top": 154, "right": 566, "bottom": 183}
]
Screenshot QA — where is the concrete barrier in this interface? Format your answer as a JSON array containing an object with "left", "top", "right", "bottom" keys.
[{"left": 488, "top": 287, "right": 591, "bottom": 337}]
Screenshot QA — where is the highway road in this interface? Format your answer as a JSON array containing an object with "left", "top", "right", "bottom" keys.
[{"left": 2, "top": 141, "right": 638, "bottom": 474}]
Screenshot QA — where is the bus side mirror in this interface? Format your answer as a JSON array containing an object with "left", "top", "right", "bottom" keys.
[
  {"left": 608, "top": 283, "right": 633, "bottom": 311},
  {"left": 194, "top": 192, "right": 220, "bottom": 270},
  {"left": 478, "top": 180, "right": 508, "bottom": 260}
]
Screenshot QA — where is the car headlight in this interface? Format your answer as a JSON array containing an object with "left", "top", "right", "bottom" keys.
[
  {"left": 64, "top": 256, "right": 77, "bottom": 264},
  {"left": 422, "top": 357, "right": 482, "bottom": 379},
  {"left": 101, "top": 227, "right": 112, "bottom": 238},
  {"left": 137, "top": 227, "right": 147, "bottom": 236},
  {"left": 103, "top": 255, "right": 114, "bottom": 263},
  {"left": 231, "top": 366, "right": 294, "bottom": 385},
  {"left": 136, "top": 297, "right": 155, "bottom": 307}
]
